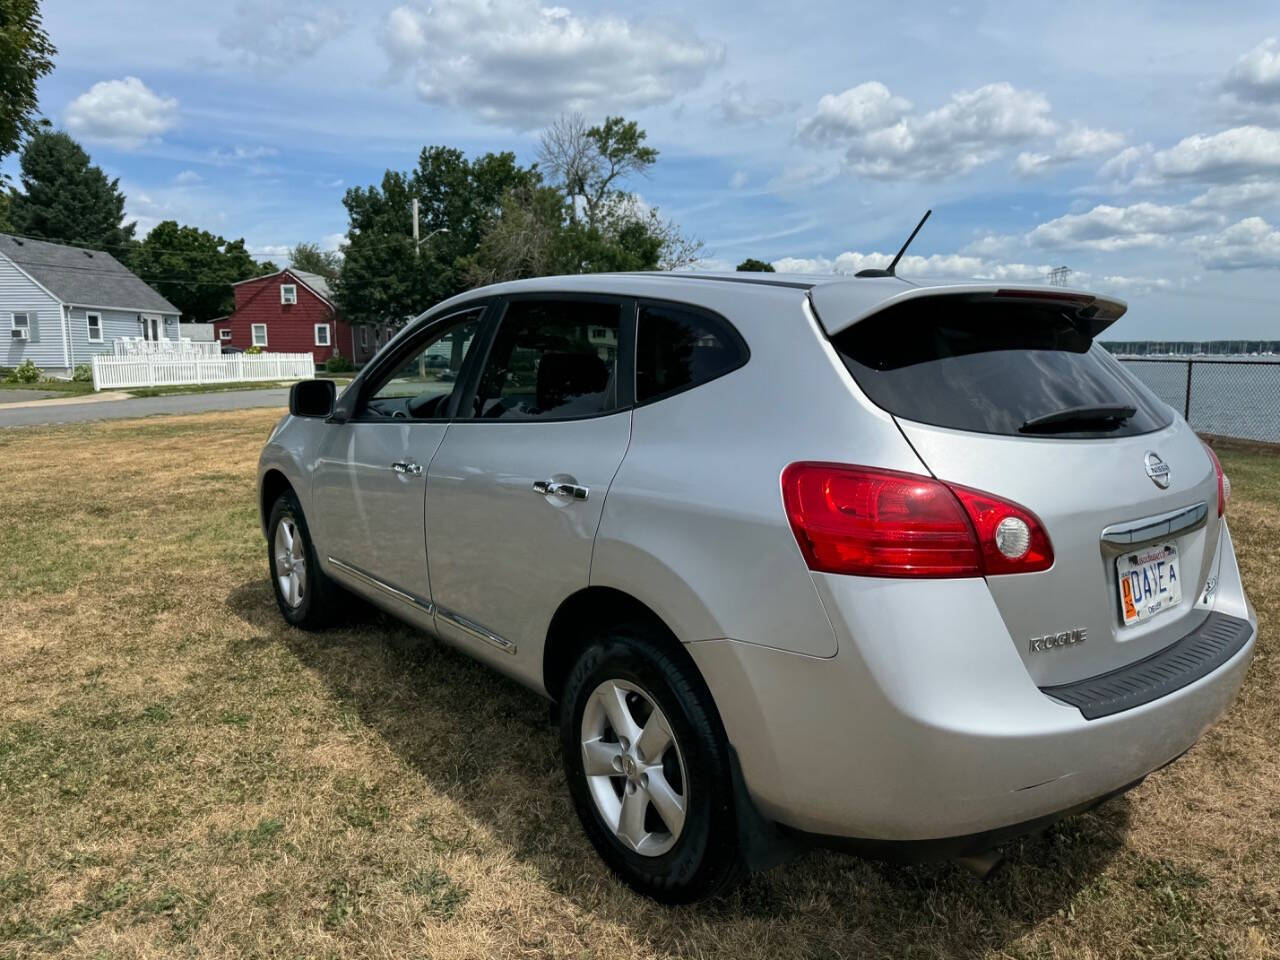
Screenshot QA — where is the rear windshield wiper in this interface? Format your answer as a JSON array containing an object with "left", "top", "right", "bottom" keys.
[{"left": 1019, "top": 404, "right": 1137, "bottom": 433}]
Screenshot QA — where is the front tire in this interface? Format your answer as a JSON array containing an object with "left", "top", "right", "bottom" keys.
[
  {"left": 559, "top": 625, "right": 745, "bottom": 903},
  {"left": 266, "top": 490, "right": 341, "bottom": 629}
]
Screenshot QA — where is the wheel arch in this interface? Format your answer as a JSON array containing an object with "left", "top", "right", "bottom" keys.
[
  {"left": 259, "top": 468, "right": 295, "bottom": 535},
  {"left": 543, "top": 586, "right": 699, "bottom": 703}
]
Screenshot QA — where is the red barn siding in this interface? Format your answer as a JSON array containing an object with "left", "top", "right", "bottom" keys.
[{"left": 213, "top": 270, "right": 358, "bottom": 365}]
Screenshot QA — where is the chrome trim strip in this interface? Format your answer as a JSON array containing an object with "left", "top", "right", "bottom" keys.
[
  {"left": 436, "top": 605, "right": 517, "bottom": 654},
  {"left": 1101, "top": 502, "right": 1209, "bottom": 546},
  {"left": 326, "top": 556, "right": 434, "bottom": 614}
]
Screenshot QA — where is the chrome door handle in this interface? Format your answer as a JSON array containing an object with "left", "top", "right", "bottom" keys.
[
  {"left": 533, "top": 479, "right": 589, "bottom": 500},
  {"left": 391, "top": 460, "right": 422, "bottom": 475}
]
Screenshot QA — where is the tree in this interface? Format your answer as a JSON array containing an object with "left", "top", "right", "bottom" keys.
[
  {"left": 0, "top": 192, "right": 10, "bottom": 232},
  {"left": 539, "top": 114, "right": 658, "bottom": 231},
  {"left": 8, "top": 132, "right": 137, "bottom": 252},
  {"left": 130, "top": 220, "right": 274, "bottom": 321},
  {"left": 288, "top": 241, "right": 341, "bottom": 282},
  {"left": 0, "top": 0, "right": 56, "bottom": 176},
  {"left": 335, "top": 146, "right": 537, "bottom": 327},
  {"left": 736, "top": 258, "right": 775, "bottom": 272},
  {"left": 535, "top": 114, "right": 702, "bottom": 272}
]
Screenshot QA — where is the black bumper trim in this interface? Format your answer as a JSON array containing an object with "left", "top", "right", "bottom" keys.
[{"left": 1039, "top": 612, "right": 1253, "bottom": 720}]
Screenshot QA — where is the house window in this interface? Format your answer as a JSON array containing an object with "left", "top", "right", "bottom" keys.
[
  {"left": 10, "top": 311, "right": 32, "bottom": 340},
  {"left": 219, "top": 328, "right": 232, "bottom": 341},
  {"left": 280, "top": 284, "right": 297, "bottom": 305},
  {"left": 315, "top": 323, "right": 331, "bottom": 346},
  {"left": 252, "top": 324, "right": 268, "bottom": 347},
  {"left": 86, "top": 312, "right": 103, "bottom": 343},
  {"left": 360, "top": 327, "right": 369, "bottom": 349}
]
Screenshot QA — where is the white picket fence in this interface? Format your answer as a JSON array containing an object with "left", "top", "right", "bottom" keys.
[{"left": 92, "top": 353, "right": 315, "bottom": 391}]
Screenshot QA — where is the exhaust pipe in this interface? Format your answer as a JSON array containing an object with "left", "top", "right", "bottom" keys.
[{"left": 953, "top": 849, "right": 1004, "bottom": 880}]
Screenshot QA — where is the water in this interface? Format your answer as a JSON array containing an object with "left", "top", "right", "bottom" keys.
[{"left": 1121, "top": 359, "right": 1280, "bottom": 444}]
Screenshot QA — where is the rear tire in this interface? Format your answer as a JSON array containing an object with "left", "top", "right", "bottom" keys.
[
  {"left": 559, "top": 624, "right": 745, "bottom": 903},
  {"left": 266, "top": 490, "right": 342, "bottom": 629}
]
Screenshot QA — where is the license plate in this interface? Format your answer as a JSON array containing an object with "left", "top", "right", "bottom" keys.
[{"left": 1117, "top": 542, "right": 1182, "bottom": 625}]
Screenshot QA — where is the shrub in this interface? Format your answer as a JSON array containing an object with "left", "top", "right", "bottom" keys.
[
  {"left": 245, "top": 345, "right": 263, "bottom": 355},
  {"left": 0, "top": 367, "right": 12, "bottom": 380},
  {"left": 325, "top": 350, "right": 354, "bottom": 373},
  {"left": 8, "top": 359, "right": 40, "bottom": 383},
  {"left": 72, "top": 364, "right": 93, "bottom": 382}
]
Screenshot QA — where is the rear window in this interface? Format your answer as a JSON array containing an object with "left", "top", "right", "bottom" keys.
[{"left": 832, "top": 296, "right": 1173, "bottom": 438}]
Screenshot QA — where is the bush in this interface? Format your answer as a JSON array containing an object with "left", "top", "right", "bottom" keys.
[
  {"left": 245, "top": 345, "right": 263, "bottom": 355},
  {"left": 325, "top": 350, "right": 354, "bottom": 373},
  {"left": 72, "top": 363, "right": 93, "bottom": 382},
  {"left": 7, "top": 359, "right": 41, "bottom": 383},
  {"left": 0, "top": 367, "right": 11, "bottom": 381}
]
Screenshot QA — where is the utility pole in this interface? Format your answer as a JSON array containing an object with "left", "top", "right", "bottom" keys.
[{"left": 412, "top": 198, "right": 420, "bottom": 258}]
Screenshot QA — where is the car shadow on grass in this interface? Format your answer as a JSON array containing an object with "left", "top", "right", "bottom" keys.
[{"left": 226, "top": 578, "right": 1130, "bottom": 959}]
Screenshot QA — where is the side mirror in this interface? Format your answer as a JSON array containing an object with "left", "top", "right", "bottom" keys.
[{"left": 289, "top": 379, "right": 336, "bottom": 418}]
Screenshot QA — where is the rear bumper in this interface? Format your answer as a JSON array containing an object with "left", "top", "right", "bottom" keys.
[{"left": 688, "top": 524, "right": 1256, "bottom": 843}]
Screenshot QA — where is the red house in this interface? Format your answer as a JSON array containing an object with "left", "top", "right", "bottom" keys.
[{"left": 214, "top": 269, "right": 394, "bottom": 366}]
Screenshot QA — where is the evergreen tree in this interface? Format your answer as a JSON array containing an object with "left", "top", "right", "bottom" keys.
[{"left": 7, "top": 132, "right": 137, "bottom": 253}]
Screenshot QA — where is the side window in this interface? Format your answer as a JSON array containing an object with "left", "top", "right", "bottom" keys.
[
  {"left": 360, "top": 308, "right": 484, "bottom": 420},
  {"left": 635, "top": 302, "right": 747, "bottom": 403},
  {"left": 469, "top": 299, "right": 621, "bottom": 420}
]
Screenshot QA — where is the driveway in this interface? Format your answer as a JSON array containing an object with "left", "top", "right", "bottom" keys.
[{"left": 0, "top": 387, "right": 292, "bottom": 428}]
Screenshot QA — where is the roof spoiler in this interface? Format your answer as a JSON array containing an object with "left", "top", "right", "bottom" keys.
[{"left": 809, "top": 282, "right": 1128, "bottom": 338}]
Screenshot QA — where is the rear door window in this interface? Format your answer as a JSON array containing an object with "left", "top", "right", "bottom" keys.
[
  {"left": 635, "top": 302, "right": 747, "bottom": 403},
  {"left": 468, "top": 298, "right": 622, "bottom": 420},
  {"left": 832, "top": 295, "right": 1173, "bottom": 438}
]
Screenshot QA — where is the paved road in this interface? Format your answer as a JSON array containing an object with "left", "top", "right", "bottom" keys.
[
  {"left": 0, "top": 387, "right": 291, "bottom": 428},
  {"left": 0, "top": 389, "right": 57, "bottom": 404}
]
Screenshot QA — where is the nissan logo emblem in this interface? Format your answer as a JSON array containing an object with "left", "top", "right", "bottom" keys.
[{"left": 1144, "top": 451, "right": 1171, "bottom": 489}]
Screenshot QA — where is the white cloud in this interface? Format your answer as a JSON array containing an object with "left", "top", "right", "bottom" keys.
[
  {"left": 174, "top": 170, "right": 202, "bottom": 185},
  {"left": 717, "top": 83, "right": 791, "bottom": 125},
  {"left": 321, "top": 233, "right": 348, "bottom": 253},
  {"left": 1195, "top": 217, "right": 1280, "bottom": 270},
  {"left": 772, "top": 250, "right": 1052, "bottom": 281},
  {"left": 251, "top": 244, "right": 291, "bottom": 261},
  {"left": 1151, "top": 125, "right": 1280, "bottom": 182},
  {"left": 795, "top": 82, "right": 912, "bottom": 146},
  {"left": 1096, "top": 274, "right": 1173, "bottom": 295},
  {"left": 65, "top": 77, "right": 178, "bottom": 149},
  {"left": 1014, "top": 125, "right": 1125, "bottom": 176},
  {"left": 728, "top": 170, "right": 749, "bottom": 189},
  {"left": 798, "top": 81, "right": 1057, "bottom": 180},
  {"left": 380, "top": 0, "right": 723, "bottom": 129},
  {"left": 1190, "top": 181, "right": 1280, "bottom": 210},
  {"left": 1028, "top": 202, "right": 1223, "bottom": 250},
  {"left": 1222, "top": 38, "right": 1280, "bottom": 107},
  {"left": 1096, "top": 144, "right": 1154, "bottom": 185},
  {"left": 219, "top": 2, "right": 349, "bottom": 70}
]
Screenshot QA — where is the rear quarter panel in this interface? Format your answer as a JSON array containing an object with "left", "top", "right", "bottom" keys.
[{"left": 591, "top": 294, "right": 929, "bottom": 657}]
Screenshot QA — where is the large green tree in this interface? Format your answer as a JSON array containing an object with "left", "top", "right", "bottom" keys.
[
  {"left": 8, "top": 132, "right": 137, "bottom": 252},
  {"left": 130, "top": 220, "right": 273, "bottom": 321},
  {"left": 0, "top": 0, "right": 56, "bottom": 176},
  {"left": 736, "top": 258, "right": 775, "bottom": 272},
  {"left": 288, "top": 241, "right": 341, "bottom": 283},
  {"left": 335, "top": 146, "right": 537, "bottom": 327}
]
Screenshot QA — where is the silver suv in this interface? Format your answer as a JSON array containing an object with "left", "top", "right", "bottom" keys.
[{"left": 258, "top": 273, "right": 1256, "bottom": 902}]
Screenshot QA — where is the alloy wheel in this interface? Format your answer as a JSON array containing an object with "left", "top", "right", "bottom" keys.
[{"left": 273, "top": 516, "right": 307, "bottom": 609}]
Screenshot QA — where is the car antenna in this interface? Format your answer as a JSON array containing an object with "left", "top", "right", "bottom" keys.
[{"left": 855, "top": 209, "right": 932, "bottom": 278}]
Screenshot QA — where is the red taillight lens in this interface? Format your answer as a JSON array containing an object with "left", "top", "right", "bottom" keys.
[
  {"left": 1203, "top": 443, "right": 1229, "bottom": 517},
  {"left": 780, "top": 462, "right": 1054, "bottom": 578}
]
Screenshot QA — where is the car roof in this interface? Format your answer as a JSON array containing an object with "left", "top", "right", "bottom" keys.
[{"left": 422, "top": 271, "right": 1127, "bottom": 336}]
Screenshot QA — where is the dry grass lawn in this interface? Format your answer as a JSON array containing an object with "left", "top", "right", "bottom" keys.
[{"left": 1, "top": 409, "right": 1276, "bottom": 959}]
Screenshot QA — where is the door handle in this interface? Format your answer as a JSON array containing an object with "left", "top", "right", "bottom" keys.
[
  {"left": 391, "top": 460, "right": 423, "bottom": 475},
  {"left": 533, "top": 479, "right": 589, "bottom": 500}
]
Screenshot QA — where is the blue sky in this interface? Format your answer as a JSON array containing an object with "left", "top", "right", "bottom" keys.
[{"left": 12, "top": 0, "right": 1280, "bottom": 338}]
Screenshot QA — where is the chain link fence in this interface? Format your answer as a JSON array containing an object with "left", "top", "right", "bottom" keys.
[{"left": 1119, "top": 358, "right": 1280, "bottom": 444}]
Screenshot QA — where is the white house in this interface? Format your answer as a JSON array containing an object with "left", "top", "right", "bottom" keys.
[{"left": 0, "top": 234, "right": 182, "bottom": 376}]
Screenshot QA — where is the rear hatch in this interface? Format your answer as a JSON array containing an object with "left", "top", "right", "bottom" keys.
[{"left": 819, "top": 286, "right": 1221, "bottom": 687}]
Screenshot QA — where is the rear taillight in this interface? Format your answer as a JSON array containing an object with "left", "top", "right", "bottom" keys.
[
  {"left": 1204, "top": 443, "right": 1230, "bottom": 517},
  {"left": 780, "top": 462, "right": 1053, "bottom": 578}
]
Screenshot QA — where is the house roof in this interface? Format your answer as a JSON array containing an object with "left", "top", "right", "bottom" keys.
[
  {"left": 232, "top": 267, "right": 334, "bottom": 305},
  {"left": 0, "top": 234, "right": 180, "bottom": 314}
]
